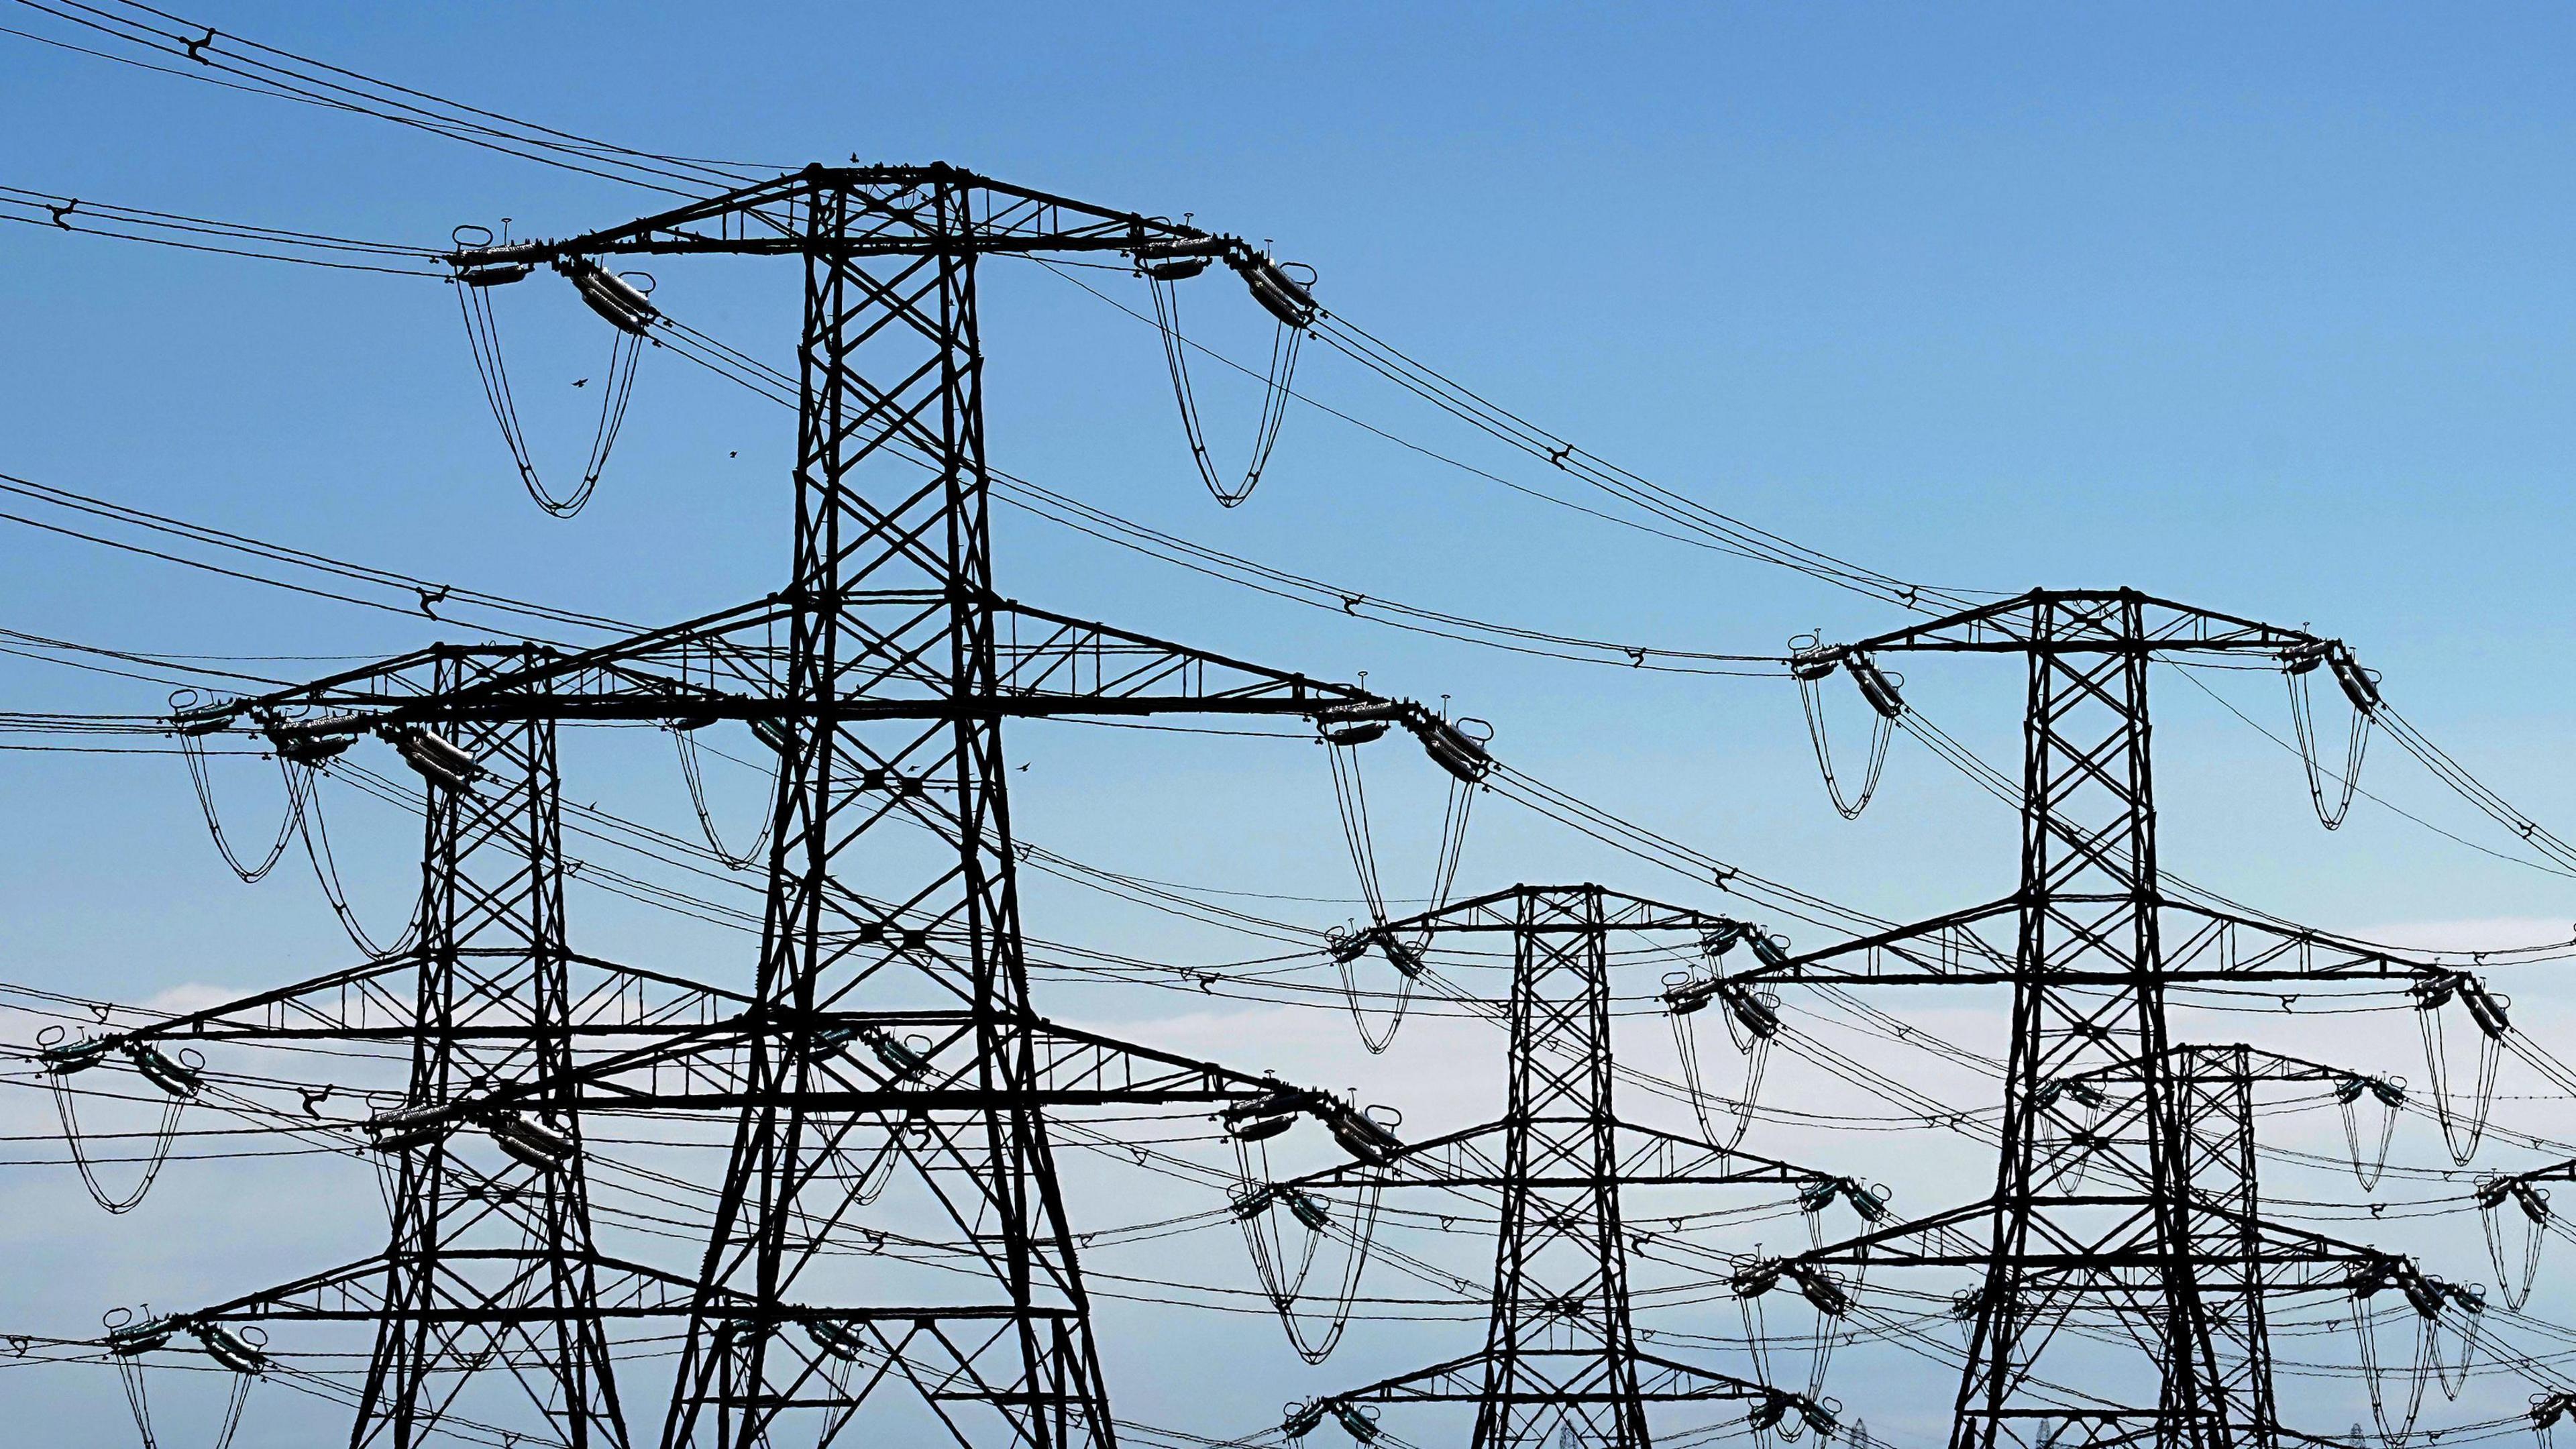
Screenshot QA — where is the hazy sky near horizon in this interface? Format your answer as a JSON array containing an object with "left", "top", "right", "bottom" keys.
[{"left": 7, "top": 4, "right": 2576, "bottom": 1444}]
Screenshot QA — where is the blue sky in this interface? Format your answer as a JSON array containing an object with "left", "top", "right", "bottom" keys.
[{"left": 7, "top": 3, "right": 2576, "bottom": 1445}]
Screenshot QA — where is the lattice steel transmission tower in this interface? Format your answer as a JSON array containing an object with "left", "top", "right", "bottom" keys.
[
  {"left": 2154, "top": 1044, "right": 2274, "bottom": 1438},
  {"left": 147, "top": 164, "right": 1488, "bottom": 1449},
  {"left": 356, "top": 649, "right": 626, "bottom": 1447},
  {"left": 97, "top": 647, "right": 643, "bottom": 1449},
  {"left": 1669, "top": 590, "right": 2485, "bottom": 1449},
  {"left": 2057, "top": 1044, "right": 2393, "bottom": 1443},
  {"left": 1291, "top": 884, "right": 1859, "bottom": 1448}
]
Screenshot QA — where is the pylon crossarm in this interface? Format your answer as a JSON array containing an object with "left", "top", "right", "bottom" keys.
[
  {"left": 1670, "top": 897, "right": 2019, "bottom": 1000},
  {"left": 330, "top": 1008, "right": 1359, "bottom": 1136},
  {"left": 1777, "top": 1197, "right": 2001, "bottom": 1271},
  {"left": 146, "top": 1248, "right": 730, "bottom": 1332},
  {"left": 2055, "top": 1042, "right": 2377, "bottom": 1093},
  {"left": 168, "top": 615, "right": 777, "bottom": 745},
  {"left": 83, "top": 953, "right": 418, "bottom": 1046},
  {"left": 1320, "top": 1346, "right": 1793, "bottom": 1407},
  {"left": 172, "top": 594, "right": 1469, "bottom": 734},
  {"left": 1275, "top": 1118, "right": 1513, "bottom": 1191},
  {"left": 1271, "top": 1107, "right": 1855, "bottom": 1199},
  {"left": 1831, "top": 589, "right": 2320, "bottom": 660},
  {"left": 173, "top": 641, "right": 487, "bottom": 720},
  {"left": 1366, "top": 881, "right": 1749, "bottom": 939},
  {"left": 638, "top": 1013, "right": 1348, "bottom": 1112},
  {"left": 1605, "top": 1118, "right": 1854, "bottom": 1188},
  {"left": 1779, "top": 1191, "right": 2428, "bottom": 1299},
  {"left": 297, "top": 595, "right": 1401, "bottom": 722},
  {"left": 1675, "top": 893, "right": 2481, "bottom": 1002},
  {"left": 1298, "top": 1346, "right": 1829, "bottom": 1448},
  {"left": 91, "top": 952, "right": 747, "bottom": 1053},
  {"left": 2155, "top": 900, "right": 2459, "bottom": 985},
  {"left": 987, "top": 599, "right": 1387, "bottom": 714},
  {"left": 453, "top": 164, "right": 1273, "bottom": 266},
  {"left": 175, "top": 599, "right": 785, "bottom": 717},
  {"left": 2498, "top": 1155, "right": 2576, "bottom": 1191},
  {"left": 1317, "top": 1346, "right": 1496, "bottom": 1406},
  {"left": 1024, "top": 1016, "right": 1325, "bottom": 1104},
  {"left": 2211, "top": 1209, "right": 2452, "bottom": 1299},
  {"left": 1630, "top": 1347, "right": 1823, "bottom": 1406}
]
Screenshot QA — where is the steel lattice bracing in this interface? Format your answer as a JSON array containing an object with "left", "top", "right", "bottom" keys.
[
  {"left": 355, "top": 649, "right": 629, "bottom": 1448},
  {"left": 2046, "top": 1042, "right": 2350, "bottom": 1444},
  {"left": 2165, "top": 1047, "right": 2275, "bottom": 1442},
  {"left": 1481, "top": 885, "right": 1650, "bottom": 1448},
  {"left": 155, "top": 162, "right": 1494, "bottom": 1449},
  {"left": 140, "top": 649, "right": 641, "bottom": 1448},
  {"left": 1952, "top": 592, "right": 2242, "bottom": 1449},
  {"left": 1302, "top": 885, "right": 1844, "bottom": 1448},
  {"left": 655, "top": 174, "right": 1110, "bottom": 1449},
  {"left": 1683, "top": 592, "right": 2429, "bottom": 1449}
]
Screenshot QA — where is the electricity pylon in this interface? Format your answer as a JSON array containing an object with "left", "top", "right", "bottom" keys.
[
  {"left": 1668, "top": 590, "right": 2491, "bottom": 1449},
  {"left": 2054, "top": 1044, "right": 2402, "bottom": 1442},
  {"left": 91, "top": 647, "right": 651, "bottom": 1448},
  {"left": 354, "top": 649, "right": 625, "bottom": 1447},
  {"left": 1287, "top": 884, "right": 1861, "bottom": 1448},
  {"left": 160, "top": 164, "right": 1489, "bottom": 1449}
]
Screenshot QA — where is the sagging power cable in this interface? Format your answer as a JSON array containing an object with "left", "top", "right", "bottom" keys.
[
  {"left": 1792, "top": 641, "right": 1903, "bottom": 819},
  {"left": 450, "top": 233, "right": 656, "bottom": 517},
  {"left": 1317, "top": 702, "right": 1484, "bottom": 1052},
  {"left": 35, "top": 1027, "right": 203, "bottom": 1213},
  {"left": 1136, "top": 238, "right": 1308, "bottom": 506},
  {"left": 2283, "top": 640, "right": 2374, "bottom": 830},
  {"left": 1038, "top": 256, "right": 1994, "bottom": 615},
  {"left": 648, "top": 303, "right": 1800, "bottom": 678},
  {"left": 0, "top": 468, "right": 632, "bottom": 639}
]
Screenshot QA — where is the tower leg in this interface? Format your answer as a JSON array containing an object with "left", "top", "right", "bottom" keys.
[
  {"left": 1952, "top": 596, "right": 2245, "bottom": 1449},
  {"left": 1475, "top": 886, "right": 1649, "bottom": 1449},
  {"left": 659, "top": 174, "right": 1110, "bottom": 1449},
  {"left": 356, "top": 649, "right": 627, "bottom": 1449}
]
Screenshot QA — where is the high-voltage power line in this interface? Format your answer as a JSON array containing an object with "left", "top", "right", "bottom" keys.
[
  {"left": 70, "top": 165, "right": 1515, "bottom": 1449},
  {"left": 1283, "top": 885, "right": 1871, "bottom": 1448},
  {"left": 11, "top": 9, "right": 2576, "bottom": 1449},
  {"left": 1666, "top": 592, "right": 2526, "bottom": 1449}
]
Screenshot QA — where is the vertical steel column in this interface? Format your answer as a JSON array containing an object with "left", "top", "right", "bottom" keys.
[
  {"left": 1955, "top": 596, "right": 2233, "bottom": 1449},
  {"left": 661, "top": 174, "right": 1108, "bottom": 1449},
  {"left": 1476, "top": 885, "right": 1649, "bottom": 1448},
  {"left": 2169, "top": 1047, "right": 2275, "bottom": 1446},
  {"left": 355, "top": 647, "right": 627, "bottom": 1449}
]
